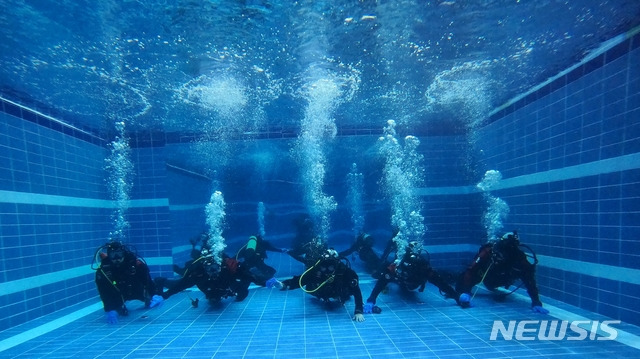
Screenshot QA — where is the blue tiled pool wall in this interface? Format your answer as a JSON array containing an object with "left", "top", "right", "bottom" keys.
[
  {"left": 0, "top": 111, "right": 107, "bottom": 198},
  {"left": 166, "top": 166, "right": 210, "bottom": 267},
  {"left": 126, "top": 146, "right": 172, "bottom": 275},
  {"left": 160, "top": 134, "right": 484, "bottom": 275},
  {"left": 0, "top": 110, "right": 177, "bottom": 331},
  {"left": 205, "top": 134, "right": 481, "bottom": 272},
  {"left": 170, "top": 206, "right": 207, "bottom": 268},
  {"left": 475, "top": 32, "right": 640, "bottom": 325},
  {"left": 0, "top": 111, "right": 113, "bottom": 330}
]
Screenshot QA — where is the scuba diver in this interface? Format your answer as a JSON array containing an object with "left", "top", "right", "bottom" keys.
[
  {"left": 339, "top": 232, "right": 383, "bottom": 274},
  {"left": 280, "top": 248, "right": 366, "bottom": 322},
  {"left": 456, "top": 231, "right": 548, "bottom": 314},
  {"left": 160, "top": 248, "right": 253, "bottom": 305},
  {"left": 286, "top": 214, "right": 326, "bottom": 266},
  {"left": 364, "top": 240, "right": 460, "bottom": 314},
  {"left": 236, "top": 235, "right": 287, "bottom": 288},
  {"left": 288, "top": 236, "right": 329, "bottom": 268},
  {"left": 93, "top": 241, "right": 164, "bottom": 324},
  {"left": 173, "top": 231, "right": 210, "bottom": 276}
]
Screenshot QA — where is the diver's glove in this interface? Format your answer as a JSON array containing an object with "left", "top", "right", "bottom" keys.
[
  {"left": 458, "top": 293, "right": 471, "bottom": 308},
  {"left": 149, "top": 295, "right": 164, "bottom": 308},
  {"left": 266, "top": 277, "right": 283, "bottom": 289},
  {"left": 532, "top": 305, "right": 549, "bottom": 314},
  {"left": 106, "top": 310, "right": 118, "bottom": 324},
  {"left": 363, "top": 302, "right": 375, "bottom": 314}
]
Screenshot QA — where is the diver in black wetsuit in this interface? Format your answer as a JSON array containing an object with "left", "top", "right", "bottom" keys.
[
  {"left": 173, "top": 231, "right": 209, "bottom": 276},
  {"left": 281, "top": 248, "right": 365, "bottom": 322},
  {"left": 364, "top": 240, "right": 459, "bottom": 314},
  {"left": 93, "top": 241, "right": 163, "bottom": 324},
  {"left": 456, "top": 231, "right": 548, "bottom": 314},
  {"left": 339, "top": 232, "right": 384, "bottom": 274},
  {"left": 236, "top": 235, "right": 287, "bottom": 288},
  {"left": 286, "top": 214, "right": 325, "bottom": 266},
  {"left": 161, "top": 249, "right": 253, "bottom": 304}
]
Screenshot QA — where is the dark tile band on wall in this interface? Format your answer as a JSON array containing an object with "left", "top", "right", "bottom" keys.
[
  {"left": 2, "top": 96, "right": 458, "bottom": 149},
  {"left": 2, "top": 94, "right": 447, "bottom": 149},
  {"left": 128, "top": 123, "right": 465, "bottom": 148},
  {"left": 151, "top": 121, "right": 464, "bottom": 148},
  {"left": 0, "top": 97, "right": 106, "bottom": 147},
  {"left": 488, "top": 31, "right": 638, "bottom": 124},
  {"left": 130, "top": 127, "right": 385, "bottom": 148}
]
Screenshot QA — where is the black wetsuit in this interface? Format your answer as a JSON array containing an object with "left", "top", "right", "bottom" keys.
[
  {"left": 162, "top": 255, "right": 252, "bottom": 303},
  {"left": 456, "top": 242, "right": 542, "bottom": 306},
  {"left": 339, "top": 235, "right": 383, "bottom": 274},
  {"left": 174, "top": 232, "right": 210, "bottom": 276},
  {"left": 237, "top": 236, "right": 285, "bottom": 286},
  {"left": 95, "top": 251, "right": 158, "bottom": 314},
  {"left": 288, "top": 240, "right": 328, "bottom": 268},
  {"left": 287, "top": 215, "right": 325, "bottom": 267},
  {"left": 282, "top": 258, "right": 364, "bottom": 316},
  {"left": 367, "top": 252, "right": 458, "bottom": 304}
]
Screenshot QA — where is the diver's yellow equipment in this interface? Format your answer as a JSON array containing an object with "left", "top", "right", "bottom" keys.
[
  {"left": 299, "top": 259, "right": 335, "bottom": 294},
  {"left": 471, "top": 262, "right": 493, "bottom": 301},
  {"left": 247, "top": 236, "right": 257, "bottom": 250}
]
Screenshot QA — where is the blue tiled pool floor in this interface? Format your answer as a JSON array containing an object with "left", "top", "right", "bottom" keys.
[{"left": 1, "top": 253, "right": 638, "bottom": 358}]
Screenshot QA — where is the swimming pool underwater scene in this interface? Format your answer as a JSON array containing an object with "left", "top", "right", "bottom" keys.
[{"left": 0, "top": 1, "right": 639, "bottom": 358}]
